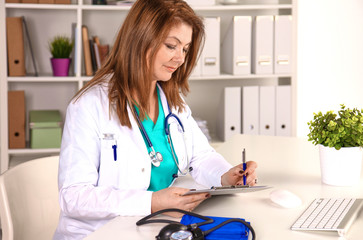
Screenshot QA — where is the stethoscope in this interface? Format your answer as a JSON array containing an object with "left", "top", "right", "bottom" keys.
[{"left": 132, "top": 100, "right": 191, "bottom": 176}]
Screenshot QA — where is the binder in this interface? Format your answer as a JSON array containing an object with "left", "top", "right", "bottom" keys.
[
  {"left": 8, "top": 91, "right": 26, "bottom": 149},
  {"left": 221, "top": 16, "right": 252, "bottom": 75},
  {"left": 252, "top": 16, "right": 274, "bottom": 74},
  {"left": 6, "top": 17, "right": 26, "bottom": 77},
  {"left": 82, "top": 25, "right": 93, "bottom": 76},
  {"left": 22, "top": 0, "right": 38, "bottom": 3},
  {"left": 201, "top": 17, "right": 220, "bottom": 76},
  {"left": 276, "top": 85, "right": 291, "bottom": 136},
  {"left": 190, "top": 55, "right": 201, "bottom": 77},
  {"left": 274, "top": 15, "right": 292, "bottom": 74},
  {"left": 259, "top": 86, "right": 275, "bottom": 136},
  {"left": 39, "top": 0, "right": 54, "bottom": 3},
  {"left": 55, "top": 0, "right": 71, "bottom": 3},
  {"left": 217, "top": 87, "right": 241, "bottom": 141},
  {"left": 184, "top": 0, "right": 215, "bottom": 6},
  {"left": 242, "top": 86, "right": 259, "bottom": 135}
]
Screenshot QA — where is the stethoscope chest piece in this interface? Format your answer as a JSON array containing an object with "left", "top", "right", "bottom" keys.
[{"left": 150, "top": 148, "right": 163, "bottom": 167}]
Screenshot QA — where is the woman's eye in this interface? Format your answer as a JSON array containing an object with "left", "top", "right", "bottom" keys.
[{"left": 165, "top": 44, "right": 176, "bottom": 50}]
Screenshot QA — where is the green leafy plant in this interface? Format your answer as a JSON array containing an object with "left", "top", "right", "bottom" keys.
[
  {"left": 307, "top": 104, "right": 363, "bottom": 150},
  {"left": 49, "top": 35, "right": 74, "bottom": 58}
]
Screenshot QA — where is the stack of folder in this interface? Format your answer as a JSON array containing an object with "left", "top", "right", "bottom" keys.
[{"left": 242, "top": 85, "right": 291, "bottom": 136}]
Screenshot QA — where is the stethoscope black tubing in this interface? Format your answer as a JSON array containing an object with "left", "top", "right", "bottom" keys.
[{"left": 136, "top": 208, "right": 213, "bottom": 227}]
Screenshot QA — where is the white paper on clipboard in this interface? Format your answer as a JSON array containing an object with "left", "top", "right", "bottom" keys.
[{"left": 182, "top": 185, "right": 271, "bottom": 196}]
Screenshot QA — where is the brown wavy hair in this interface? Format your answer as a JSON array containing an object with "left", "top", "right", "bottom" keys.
[{"left": 76, "top": 0, "right": 205, "bottom": 128}]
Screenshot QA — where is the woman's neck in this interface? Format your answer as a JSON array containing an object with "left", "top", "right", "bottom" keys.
[{"left": 148, "top": 83, "right": 159, "bottom": 123}]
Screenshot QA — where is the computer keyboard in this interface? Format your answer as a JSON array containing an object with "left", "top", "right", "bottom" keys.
[{"left": 291, "top": 198, "right": 363, "bottom": 236}]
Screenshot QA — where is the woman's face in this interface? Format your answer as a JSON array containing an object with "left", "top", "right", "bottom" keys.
[{"left": 152, "top": 22, "right": 192, "bottom": 82}]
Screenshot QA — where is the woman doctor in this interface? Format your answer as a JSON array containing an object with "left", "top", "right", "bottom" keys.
[{"left": 53, "top": 0, "right": 257, "bottom": 239}]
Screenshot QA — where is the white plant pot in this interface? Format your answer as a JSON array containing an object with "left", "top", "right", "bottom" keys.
[{"left": 319, "top": 145, "right": 363, "bottom": 186}]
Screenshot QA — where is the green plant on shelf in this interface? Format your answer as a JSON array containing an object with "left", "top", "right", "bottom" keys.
[
  {"left": 307, "top": 104, "right": 363, "bottom": 150},
  {"left": 49, "top": 35, "right": 74, "bottom": 59}
]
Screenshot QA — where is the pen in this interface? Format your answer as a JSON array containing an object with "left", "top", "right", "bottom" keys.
[
  {"left": 242, "top": 148, "right": 247, "bottom": 185},
  {"left": 112, "top": 143, "right": 117, "bottom": 161}
]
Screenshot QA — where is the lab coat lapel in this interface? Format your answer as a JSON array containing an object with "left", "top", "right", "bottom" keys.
[{"left": 127, "top": 105, "right": 151, "bottom": 167}]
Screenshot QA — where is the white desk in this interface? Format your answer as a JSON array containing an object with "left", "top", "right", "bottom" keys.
[{"left": 85, "top": 135, "right": 363, "bottom": 240}]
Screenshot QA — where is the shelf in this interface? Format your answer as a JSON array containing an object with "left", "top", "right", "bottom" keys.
[
  {"left": 190, "top": 73, "right": 292, "bottom": 81},
  {"left": 8, "top": 76, "right": 82, "bottom": 82},
  {"left": 193, "top": 4, "right": 292, "bottom": 11},
  {"left": 5, "top": 3, "right": 78, "bottom": 10},
  {"left": 81, "top": 5, "right": 132, "bottom": 11}
]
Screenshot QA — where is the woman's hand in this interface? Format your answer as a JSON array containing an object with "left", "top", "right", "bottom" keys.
[
  {"left": 221, "top": 161, "right": 258, "bottom": 186},
  {"left": 151, "top": 187, "right": 210, "bottom": 217}
]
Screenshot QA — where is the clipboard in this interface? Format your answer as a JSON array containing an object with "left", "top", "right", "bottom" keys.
[{"left": 182, "top": 185, "right": 271, "bottom": 196}]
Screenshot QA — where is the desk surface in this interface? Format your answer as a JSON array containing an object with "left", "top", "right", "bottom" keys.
[{"left": 85, "top": 135, "right": 363, "bottom": 240}]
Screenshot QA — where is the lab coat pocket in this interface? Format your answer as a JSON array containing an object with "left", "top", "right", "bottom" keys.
[{"left": 99, "top": 134, "right": 124, "bottom": 187}]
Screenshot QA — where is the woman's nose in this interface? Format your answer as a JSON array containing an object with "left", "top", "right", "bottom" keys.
[{"left": 173, "top": 48, "right": 185, "bottom": 64}]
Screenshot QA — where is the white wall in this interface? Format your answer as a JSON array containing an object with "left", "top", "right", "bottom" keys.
[{"left": 296, "top": 0, "right": 363, "bottom": 137}]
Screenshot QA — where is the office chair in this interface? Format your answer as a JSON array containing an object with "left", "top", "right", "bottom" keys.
[{"left": 0, "top": 156, "right": 60, "bottom": 240}]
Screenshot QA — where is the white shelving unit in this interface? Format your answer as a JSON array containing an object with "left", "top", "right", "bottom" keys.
[{"left": 0, "top": 0, "right": 296, "bottom": 173}]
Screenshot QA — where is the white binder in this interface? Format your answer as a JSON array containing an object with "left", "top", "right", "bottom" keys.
[
  {"left": 276, "top": 85, "right": 291, "bottom": 136},
  {"left": 184, "top": 0, "right": 216, "bottom": 6},
  {"left": 252, "top": 16, "right": 274, "bottom": 74},
  {"left": 274, "top": 15, "right": 292, "bottom": 74},
  {"left": 190, "top": 56, "right": 201, "bottom": 77},
  {"left": 217, "top": 87, "right": 241, "bottom": 141},
  {"left": 242, "top": 86, "right": 259, "bottom": 135},
  {"left": 221, "top": 16, "right": 252, "bottom": 75},
  {"left": 201, "top": 17, "right": 220, "bottom": 76},
  {"left": 259, "top": 86, "right": 275, "bottom": 136}
]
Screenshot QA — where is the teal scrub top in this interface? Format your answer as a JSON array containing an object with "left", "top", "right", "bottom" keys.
[{"left": 134, "top": 89, "right": 178, "bottom": 192}]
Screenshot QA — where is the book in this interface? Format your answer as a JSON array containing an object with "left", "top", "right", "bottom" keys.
[
  {"left": 93, "top": 42, "right": 101, "bottom": 69},
  {"left": 71, "top": 22, "right": 77, "bottom": 76},
  {"left": 82, "top": 25, "right": 93, "bottom": 76},
  {"left": 98, "top": 44, "right": 109, "bottom": 65},
  {"left": 89, "top": 39, "right": 97, "bottom": 74}
]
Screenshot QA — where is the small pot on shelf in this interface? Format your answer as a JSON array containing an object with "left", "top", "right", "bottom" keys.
[{"left": 50, "top": 58, "right": 72, "bottom": 76}]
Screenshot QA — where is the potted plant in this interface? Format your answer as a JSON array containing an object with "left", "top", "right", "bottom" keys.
[
  {"left": 307, "top": 104, "right": 363, "bottom": 186},
  {"left": 49, "top": 35, "right": 74, "bottom": 76}
]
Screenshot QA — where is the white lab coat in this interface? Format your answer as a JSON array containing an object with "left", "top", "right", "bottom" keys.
[{"left": 53, "top": 80, "right": 232, "bottom": 239}]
